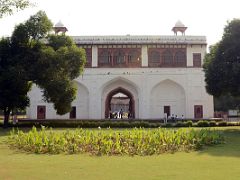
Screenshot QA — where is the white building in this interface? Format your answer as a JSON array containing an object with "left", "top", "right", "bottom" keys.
[{"left": 26, "top": 22, "right": 214, "bottom": 120}]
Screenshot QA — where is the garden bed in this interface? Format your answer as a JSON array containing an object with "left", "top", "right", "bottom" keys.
[{"left": 7, "top": 127, "right": 224, "bottom": 156}]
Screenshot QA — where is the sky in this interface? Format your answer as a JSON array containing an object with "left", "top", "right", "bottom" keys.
[{"left": 0, "top": 0, "right": 240, "bottom": 48}]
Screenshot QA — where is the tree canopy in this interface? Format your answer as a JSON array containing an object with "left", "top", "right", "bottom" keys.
[
  {"left": 0, "top": 11, "right": 86, "bottom": 127},
  {"left": 214, "top": 94, "right": 240, "bottom": 112},
  {"left": 0, "top": 0, "right": 32, "bottom": 18},
  {"left": 203, "top": 19, "right": 240, "bottom": 98}
]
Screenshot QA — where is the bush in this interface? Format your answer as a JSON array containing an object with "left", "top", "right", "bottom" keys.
[
  {"left": 185, "top": 120, "right": 193, "bottom": 127},
  {"left": 218, "top": 121, "right": 227, "bottom": 127},
  {"left": 14, "top": 119, "right": 240, "bottom": 128},
  {"left": 163, "top": 123, "right": 173, "bottom": 128},
  {"left": 209, "top": 121, "right": 217, "bottom": 127},
  {"left": 227, "top": 122, "right": 238, "bottom": 126},
  {"left": 197, "top": 120, "right": 209, "bottom": 127},
  {"left": 175, "top": 122, "right": 185, "bottom": 127}
]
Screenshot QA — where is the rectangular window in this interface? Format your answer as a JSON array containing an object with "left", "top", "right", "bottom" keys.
[
  {"left": 98, "top": 49, "right": 111, "bottom": 66},
  {"left": 194, "top": 105, "right": 203, "bottom": 118},
  {"left": 70, "top": 106, "right": 76, "bottom": 119},
  {"left": 193, "top": 53, "right": 201, "bottom": 67},
  {"left": 148, "top": 49, "right": 161, "bottom": 67}
]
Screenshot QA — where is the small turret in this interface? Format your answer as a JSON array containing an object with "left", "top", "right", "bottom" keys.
[
  {"left": 172, "top": 20, "right": 187, "bottom": 35},
  {"left": 53, "top": 21, "right": 68, "bottom": 34}
]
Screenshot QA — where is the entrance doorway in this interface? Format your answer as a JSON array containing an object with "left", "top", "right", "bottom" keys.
[
  {"left": 69, "top": 106, "right": 76, "bottom": 119},
  {"left": 105, "top": 87, "right": 135, "bottom": 119},
  {"left": 194, "top": 105, "right": 203, "bottom": 118},
  {"left": 37, "top": 105, "right": 46, "bottom": 119},
  {"left": 164, "top": 106, "right": 171, "bottom": 117}
]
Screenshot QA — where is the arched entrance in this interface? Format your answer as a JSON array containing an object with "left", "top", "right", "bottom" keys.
[{"left": 105, "top": 87, "right": 135, "bottom": 119}]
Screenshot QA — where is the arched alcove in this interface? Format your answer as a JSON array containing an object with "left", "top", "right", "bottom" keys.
[
  {"left": 150, "top": 79, "right": 186, "bottom": 119},
  {"left": 72, "top": 81, "right": 89, "bottom": 119}
]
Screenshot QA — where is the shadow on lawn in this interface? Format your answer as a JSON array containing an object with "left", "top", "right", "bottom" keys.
[
  {"left": 0, "top": 128, "right": 12, "bottom": 137},
  {"left": 0, "top": 127, "right": 32, "bottom": 137},
  {"left": 198, "top": 128, "right": 240, "bottom": 158}
]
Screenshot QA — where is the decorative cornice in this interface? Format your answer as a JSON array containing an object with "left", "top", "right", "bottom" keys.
[{"left": 71, "top": 35, "right": 206, "bottom": 45}]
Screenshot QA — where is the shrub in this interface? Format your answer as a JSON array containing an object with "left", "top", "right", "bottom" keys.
[
  {"left": 163, "top": 123, "right": 173, "bottom": 128},
  {"left": 227, "top": 122, "right": 238, "bottom": 126},
  {"left": 209, "top": 121, "right": 217, "bottom": 127},
  {"left": 175, "top": 122, "right": 185, "bottom": 127},
  {"left": 218, "top": 121, "right": 227, "bottom": 127},
  {"left": 185, "top": 120, "right": 193, "bottom": 127},
  {"left": 197, "top": 120, "right": 209, "bottom": 127}
]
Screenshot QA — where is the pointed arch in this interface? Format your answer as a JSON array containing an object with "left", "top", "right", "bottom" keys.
[
  {"left": 101, "top": 76, "right": 139, "bottom": 119},
  {"left": 151, "top": 79, "right": 185, "bottom": 94},
  {"left": 101, "top": 76, "right": 139, "bottom": 93},
  {"left": 105, "top": 87, "right": 135, "bottom": 118},
  {"left": 150, "top": 79, "right": 186, "bottom": 119},
  {"left": 72, "top": 81, "right": 89, "bottom": 119}
]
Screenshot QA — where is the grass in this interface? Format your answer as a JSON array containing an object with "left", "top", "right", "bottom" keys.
[{"left": 0, "top": 127, "right": 240, "bottom": 180}]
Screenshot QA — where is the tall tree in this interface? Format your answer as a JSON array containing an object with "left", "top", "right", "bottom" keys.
[
  {"left": 0, "top": 11, "right": 86, "bottom": 127},
  {"left": 214, "top": 94, "right": 240, "bottom": 112},
  {"left": 0, "top": 38, "right": 31, "bottom": 126},
  {"left": 0, "top": 0, "right": 32, "bottom": 18},
  {"left": 204, "top": 19, "right": 240, "bottom": 98}
]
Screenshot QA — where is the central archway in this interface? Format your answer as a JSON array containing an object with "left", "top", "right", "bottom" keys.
[{"left": 105, "top": 87, "right": 135, "bottom": 119}]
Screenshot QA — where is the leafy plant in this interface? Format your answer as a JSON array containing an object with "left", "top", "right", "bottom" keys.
[
  {"left": 197, "top": 120, "right": 209, "bottom": 127},
  {"left": 7, "top": 127, "right": 224, "bottom": 156}
]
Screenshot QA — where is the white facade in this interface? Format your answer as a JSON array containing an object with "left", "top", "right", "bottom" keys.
[{"left": 27, "top": 35, "right": 214, "bottom": 120}]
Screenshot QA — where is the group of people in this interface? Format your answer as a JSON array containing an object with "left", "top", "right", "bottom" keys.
[
  {"left": 109, "top": 109, "right": 132, "bottom": 119},
  {"left": 164, "top": 113, "right": 184, "bottom": 123}
]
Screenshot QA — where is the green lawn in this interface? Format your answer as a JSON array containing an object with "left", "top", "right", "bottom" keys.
[{"left": 1, "top": 127, "right": 240, "bottom": 180}]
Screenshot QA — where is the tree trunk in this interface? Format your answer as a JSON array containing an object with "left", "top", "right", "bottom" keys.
[{"left": 3, "top": 109, "right": 10, "bottom": 128}]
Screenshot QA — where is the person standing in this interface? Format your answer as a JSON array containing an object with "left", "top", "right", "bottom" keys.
[
  {"left": 119, "top": 109, "right": 123, "bottom": 119},
  {"left": 181, "top": 115, "right": 184, "bottom": 121}
]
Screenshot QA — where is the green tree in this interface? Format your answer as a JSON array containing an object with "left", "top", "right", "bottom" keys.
[
  {"left": 0, "top": 11, "right": 86, "bottom": 127},
  {"left": 214, "top": 94, "right": 240, "bottom": 112},
  {"left": 0, "top": 38, "right": 31, "bottom": 126},
  {"left": 204, "top": 19, "right": 240, "bottom": 98},
  {"left": 0, "top": 0, "right": 32, "bottom": 18}
]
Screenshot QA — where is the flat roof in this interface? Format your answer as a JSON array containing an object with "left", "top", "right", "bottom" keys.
[{"left": 72, "top": 35, "right": 206, "bottom": 45}]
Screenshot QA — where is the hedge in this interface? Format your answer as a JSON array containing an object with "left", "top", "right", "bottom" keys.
[{"left": 1, "top": 119, "right": 239, "bottom": 128}]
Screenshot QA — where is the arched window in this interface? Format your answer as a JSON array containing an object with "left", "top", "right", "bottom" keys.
[
  {"left": 162, "top": 50, "right": 173, "bottom": 66},
  {"left": 149, "top": 51, "right": 160, "bottom": 63},
  {"left": 174, "top": 51, "right": 186, "bottom": 67},
  {"left": 114, "top": 50, "right": 125, "bottom": 64},
  {"left": 99, "top": 50, "right": 111, "bottom": 64},
  {"left": 128, "top": 50, "right": 140, "bottom": 63}
]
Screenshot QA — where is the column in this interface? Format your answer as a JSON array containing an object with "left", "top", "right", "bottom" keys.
[
  {"left": 141, "top": 45, "right": 148, "bottom": 67},
  {"left": 92, "top": 45, "right": 98, "bottom": 67}
]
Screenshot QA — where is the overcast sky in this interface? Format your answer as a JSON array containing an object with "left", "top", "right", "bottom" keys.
[{"left": 0, "top": 0, "right": 239, "bottom": 48}]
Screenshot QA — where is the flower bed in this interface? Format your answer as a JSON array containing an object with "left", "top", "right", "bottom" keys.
[{"left": 7, "top": 127, "right": 224, "bottom": 156}]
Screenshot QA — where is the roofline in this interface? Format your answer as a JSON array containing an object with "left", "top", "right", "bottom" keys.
[{"left": 71, "top": 35, "right": 207, "bottom": 45}]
